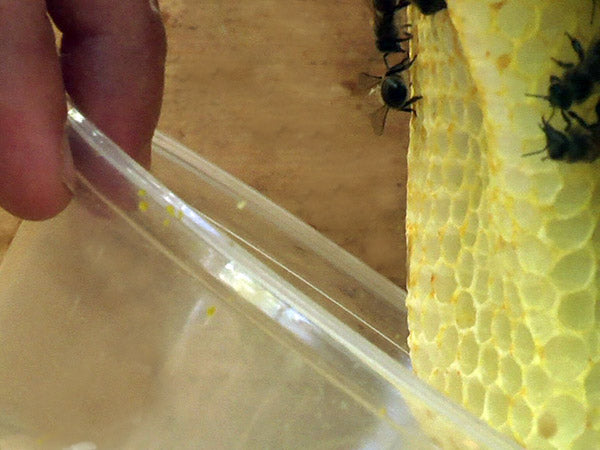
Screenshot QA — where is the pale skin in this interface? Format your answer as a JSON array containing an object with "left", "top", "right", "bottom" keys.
[{"left": 0, "top": 0, "right": 166, "bottom": 220}]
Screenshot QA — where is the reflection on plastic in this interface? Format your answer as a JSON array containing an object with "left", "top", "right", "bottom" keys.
[
  {"left": 0, "top": 186, "right": 420, "bottom": 449},
  {"left": 67, "top": 108, "right": 137, "bottom": 215},
  {"left": 0, "top": 108, "right": 521, "bottom": 449}
]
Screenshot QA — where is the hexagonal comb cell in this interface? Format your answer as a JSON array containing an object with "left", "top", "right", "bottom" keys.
[{"left": 406, "top": 1, "right": 600, "bottom": 447}]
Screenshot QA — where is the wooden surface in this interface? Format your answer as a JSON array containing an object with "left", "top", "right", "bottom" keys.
[
  {"left": 157, "top": 0, "right": 409, "bottom": 287},
  {"left": 0, "top": 0, "right": 409, "bottom": 288},
  {"left": 0, "top": 210, "right": 20, "bottom": 264}
]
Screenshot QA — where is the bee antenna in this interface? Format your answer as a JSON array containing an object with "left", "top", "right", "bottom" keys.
[
  {"left": 522, "top": 148, "right": 547, "bottom": 157},
  {"left": 525, "top": 93, "right": 549, "bottom": 101}
]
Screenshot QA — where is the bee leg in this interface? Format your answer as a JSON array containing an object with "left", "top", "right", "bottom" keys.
[
  {"left": 565, "top": 32, "right": 585, "bottom": 62},
  {"left": 567, "top": 110, "right": 592, "bottom": 129},
  {"left": 359, "top": 72, "right": 382, "bottom": 80},
  {"left": 562, "top": 109, "right": 574, "bottom": 130},
  {"left": 397, "top": 23, "right": 413, "bottom": 39},
  {"left": 403, "top": 95, "right": 423, "bottom": 107},
  {"left": 549, "top": 75, "right": 562, "bottom": 84},
  {"left": 390, "top": 42, "right": 409, "bottom": 54},
  {"left": 551, "top": 57, "right": 575, "bottom": 69},
  {"left": 401, "top": 95, "right": 424, "bottom": 115},
  {"left": 522, "top": 148, "right": 547, "bottom": 157},
  {"left": 525, "top": 93, "right": 550, "bottom": 102},
  {"left": 387, "top": 55, "right": 417, "bottom": 75}
]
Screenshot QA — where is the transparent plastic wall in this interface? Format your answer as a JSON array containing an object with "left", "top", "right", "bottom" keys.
[{"left": 0, "top": 109, "right": 519, "bottom": 449}]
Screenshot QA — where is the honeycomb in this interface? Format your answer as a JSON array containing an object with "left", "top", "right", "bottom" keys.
[{"left": 405, "top": 1, "right": 600, "bottom": 448}]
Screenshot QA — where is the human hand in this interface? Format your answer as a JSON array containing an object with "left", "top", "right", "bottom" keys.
[{"left": 0, "top": 0, "right": 166, "bottom": 220}]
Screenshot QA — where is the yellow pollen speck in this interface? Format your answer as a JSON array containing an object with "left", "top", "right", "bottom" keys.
[
  {"left": 166, "top": 204, "right": 176, "bottom": 216},
  {"left": 207, "top": 306, "right": 217, "bottom": 317},
  {"left": 138, "top": 189, "right": 147, "bottom": 197},
  {"left": 138, "top": 201, "right": 149, "bottom": 212},
  {"left": 237, "top": 200, "right": 247, "bottom": 210},
  {"left": 163, "top": 218, "right": 171, "bottom": 227},
  {"left": 496, "top": 54, "right": 511, "bottom": 70}
]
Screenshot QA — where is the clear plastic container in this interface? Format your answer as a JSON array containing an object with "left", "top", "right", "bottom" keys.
[{"left": 0, "top": 108, "right": 520, "bottom": 449}]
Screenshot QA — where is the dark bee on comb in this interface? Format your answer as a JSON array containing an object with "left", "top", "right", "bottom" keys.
[
  {"left": 372, "top": 0, "right": 412, "bottom": 57},
  {"left": 412, "top": 0, "right": 447, "bottom": 15},
  {"left": 527, "top": 33, "right": 596, "bottom": 116},
  {"left": 527, "top": 34, "right": 600, "bottom": 120},
  {"left": 359, "top": 55, "right": 423, "bottom": 135},
  {"left": 524, "top": 118, "right": 595, "bottom": 162},
  {"left": 523, "top": 99, "right": 600, "bottom": 163}
]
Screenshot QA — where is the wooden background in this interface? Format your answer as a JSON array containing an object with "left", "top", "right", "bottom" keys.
[
  {"left": 157, "top": 0, "right": 410, "bottom": 287},
  {"left": 1, "top": 0, "right": 411, "bottom": 289}
]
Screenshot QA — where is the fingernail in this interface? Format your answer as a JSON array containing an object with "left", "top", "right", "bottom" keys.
[{"left": 149, "top": 0, "right": 161, "bottom": 13}]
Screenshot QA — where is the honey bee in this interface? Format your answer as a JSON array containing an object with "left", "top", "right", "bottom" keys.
[
  {"left": 359, "top": 56, "right": 422, "bottom": 135},
  {"left": 524, "top": 100, "right": 600, "bottom": 163},
  {"left": 372, "top": 0, "right": 412, "bottom": 56},
  {"left": 527, "top": 33, "right": 596, "bottom": 116}
]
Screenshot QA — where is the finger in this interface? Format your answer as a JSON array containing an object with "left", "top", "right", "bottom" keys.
[
  {"left": 47, "top": 0, "right": 167, "bottom": 168},
  {"left": 0, "top": 0, "right": 71, "bottom": 220}
]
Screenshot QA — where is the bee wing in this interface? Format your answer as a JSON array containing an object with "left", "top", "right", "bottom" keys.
[
  {"left": 358, "top": 72, "right": 382, "bottom": 93},
  {"left": 369, "top": 104, "right": 390, "bottom": 136}
]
